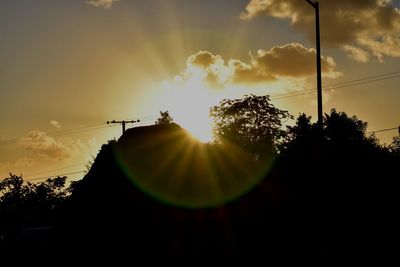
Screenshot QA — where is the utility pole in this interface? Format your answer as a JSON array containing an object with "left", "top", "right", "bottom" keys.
[
  {"left": 107, "top": 120, "right": 140, "bottom": 134},
  {"left": 306, "top": 0, "right": 323, "bottom": 127}
]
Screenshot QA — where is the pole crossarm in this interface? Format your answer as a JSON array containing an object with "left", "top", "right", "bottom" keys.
[
  {"left": 306, "top": 0, "right": 317, "bottom": 8},
  {"left": 107, "top": 119, "right": 140, "bottom": 134}
]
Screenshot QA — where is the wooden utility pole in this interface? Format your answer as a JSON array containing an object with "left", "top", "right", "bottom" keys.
[
  {"left": 107, "top": 120, "right": 140, "bottom": 134},
  {"left": 306, "top": 0, "right": 323, "bottom": 127}
]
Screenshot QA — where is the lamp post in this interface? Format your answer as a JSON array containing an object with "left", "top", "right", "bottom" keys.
[{"left": 306, "top": 0, "right": 323, "bottom": 128}]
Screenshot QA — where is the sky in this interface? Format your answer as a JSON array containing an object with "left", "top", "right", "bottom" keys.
[{"left": 1, "top": 0, "right": 399, "bottom": 181}]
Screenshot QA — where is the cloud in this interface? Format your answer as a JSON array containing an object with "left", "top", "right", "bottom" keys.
[
  {"left": 50, "top": 120, "right": 61, "bottom": 129},
  {"left": 0, "top": 157, "right": 35, "bottom": 174},
  {"left": 13, "top": 157, "right": 36, "bottom": 168},
  {"left": 357, "top": 35, "right": 400, "bottom": 61},
  {"left": 177, "top": 44, "right": 339, "bottom": 88},
  {"left": 160, "top": 45, "right": 341, "bottom": 135},
  {"left": 185, "top": 51, "right": 232, "bottom": 87},
  {"left": 342, "top": 45, "right": 370, "bottom": 63},
  {"left": 240, "top": 0, "right": 400, "bottom": 61},
  {"left": 252, "top": 43, "right": 340, "bottom": 79},
  {"left": 20, "top": 130, "right": 90, "bottom": 160},
  {"left": 86, "top": 0, "right": 119, "bottom": 8}
]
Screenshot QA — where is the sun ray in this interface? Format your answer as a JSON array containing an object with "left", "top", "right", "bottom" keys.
[{"left": 114, "top": 123, "right": 274, "bottom": 208}]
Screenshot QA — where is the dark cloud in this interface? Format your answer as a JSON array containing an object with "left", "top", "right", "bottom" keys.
[
  {"left": 253, "top": 43, "right": 339, "bottom": 78},
  {"left": 241, "top": 0, "right": 400, "bottom": 61}
]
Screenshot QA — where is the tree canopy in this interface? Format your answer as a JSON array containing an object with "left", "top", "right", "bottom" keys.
[
  {"left": 155, "top": 110, "right": 174, "bottom": 125},
  {"left": 210, "top": 94, "right": 292, "bottom": 157}
]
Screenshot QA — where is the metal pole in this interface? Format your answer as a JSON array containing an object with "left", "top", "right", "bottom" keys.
[
  {"left": 122, "top": 121, "right": 126, "bottom": 134},
  {"left": 315, "top": 2, "right": 323, "bottom": 127},
  {"left": 306, "top": 0, "right": 323, "bottom": 127}
]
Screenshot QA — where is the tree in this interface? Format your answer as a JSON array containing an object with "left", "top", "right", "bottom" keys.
[
  {"left": 389, "top": 136, "right": 400, "bottom": 156},
  {"left": 210, "top": 94, "right": 292, "bottom": 158},
  {"left": 324, "top": 109, "right": 368, "bottom": 143},
  {"left": 0, "top": 174, "right": 70, "bottom": 234},
  {"left": 0, "top": 174, "right": 31, "bottom": 210},
  {"left": 281, "top": 113, "right": 319, "bottom": 152},
  {"left": 282, "top": 109, "right": 379, "bottom": 153},
  {"left": 155, "top": 111, "right": 174, "bottom": 125}
]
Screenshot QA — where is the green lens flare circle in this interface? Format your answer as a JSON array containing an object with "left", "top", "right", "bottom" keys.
[{"left": 113, "top": 125, "right": 275, "bottom": 209}]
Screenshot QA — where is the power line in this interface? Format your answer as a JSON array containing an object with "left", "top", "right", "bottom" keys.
[
  {"left": 323, "top": 71, "right": 400, "bottom": 88},
  {"left": 0, "top": 170, "right": 86, "bottom": 183},
  {"left": 367, "top": 127, "right": 399, "bottom": 134},
  {"left": 270, "top": 71, "right": 400, "bottom": 99},
  {"left": 0, "top": 115, "right": 157, "bottom": 147},
  {"left": 0, "top": 123, "right": 117, "bottom": 146},
  {"left": 0, "top": 123, "right": 103, "bottom": 144},
  {"left": 270, "top": 71, "right": 400, "bottom": 100},
  {"left": 25, "top": 171, "right": 86, "bottom": 182},
  {"left": 0, "top": 123, "right": 104, "bottom": 145},
  {"left": 24, "top": 163, "right": 86, "bottom": 178}
]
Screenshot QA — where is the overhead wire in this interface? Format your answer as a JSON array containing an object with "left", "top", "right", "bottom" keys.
[
  {"left": 24, "top": 163, "right": 87, "bottom": 178},
  {"left": 0, "top": 123, "right": 119, "bottom": 146},
  {"left": 270, "top": 71, "right": 400, "bottom": 100},
  {"left": 25, "top": 171, "right": 86, "bottom": 182},
  {"left": 367, "top": 127, "right": 399, "bottom": 134}
]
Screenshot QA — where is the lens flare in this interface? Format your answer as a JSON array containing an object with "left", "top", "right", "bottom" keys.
[{"left": 113, "top": 124, "right": 275, "bottom": 209}]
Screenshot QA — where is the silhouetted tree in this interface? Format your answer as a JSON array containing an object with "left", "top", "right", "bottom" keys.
[
  {"left": 281, "top": 113, "right": 317, "bottom": 152},
  {"left": 282, "top": 109, "right": 381, "bottom": 152},
  {"left": 389, "top": 136, "right": 400, "bottom": 156},
  {"left": 210, "top": 94, "right": 292, "bottom": 157},
  {"left": 0, "top": 174, "right": 70, "bottom": 246},
  {"left": 155, "top": 110, "right": 174, "bottom": 125},
  {"left": 324, "top": 109, "right": 368, "bottom": 142}
]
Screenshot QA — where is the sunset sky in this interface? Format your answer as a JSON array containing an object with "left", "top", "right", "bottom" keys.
[{"left": 1, "top": 0, "right": 399, "bottom": 181}]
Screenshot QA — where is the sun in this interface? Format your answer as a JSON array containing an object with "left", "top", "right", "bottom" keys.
[
  {"left": 159, "top": 72, "right": 219, "bottom": 143},
  {"left": 170, "top": 95, "right": 214, "bottom": 143},
  {"left": 180, "top": 115, "right": 214, "bottom": 143}
]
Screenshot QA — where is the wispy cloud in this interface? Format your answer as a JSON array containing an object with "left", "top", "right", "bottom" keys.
[
  {"left": 342, "top": 45, "right": 370, "bottom": 63},
  {"left": 241, "top": 0, "right": 400, "bottom": 62},
  {"left": 50, "top": 120, "right": 61, "bottom": 129},
  {"left": 20, "top": 130, "right": 93, "bottom": 161},
  {"left": 0, "top": 157, "right": 35, "bottom": 174},
  {"left": 86, "top": 0, "right": 120, "bottom": 9}
]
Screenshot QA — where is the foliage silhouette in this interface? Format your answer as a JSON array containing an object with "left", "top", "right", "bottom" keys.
[
  {"left": 210, "top": 94, "right": 292, "bottom": 157},
  {"left": 0, "top": 174, "right": 70, "bottom": 256},
  {"left": 389, "top": 136, "right": 400, "bottom": 156},
  {"left": 155, "top": 110, "right": 174, "bottom": 125},
  {"left": 0, "top": 96, "right": 398, "bottom": 263}
]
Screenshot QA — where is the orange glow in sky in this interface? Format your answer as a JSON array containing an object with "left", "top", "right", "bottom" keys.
[{"left": 1, "top": 0, "right": 399, "bottom": 181}]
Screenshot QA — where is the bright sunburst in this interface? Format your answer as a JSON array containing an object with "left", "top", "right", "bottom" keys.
[
  {"left": 158, "top": 67, "right": 222, "bottom": 143},
  {"left": 178, "top": 113, "right": 214, "bottom": 143}
]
